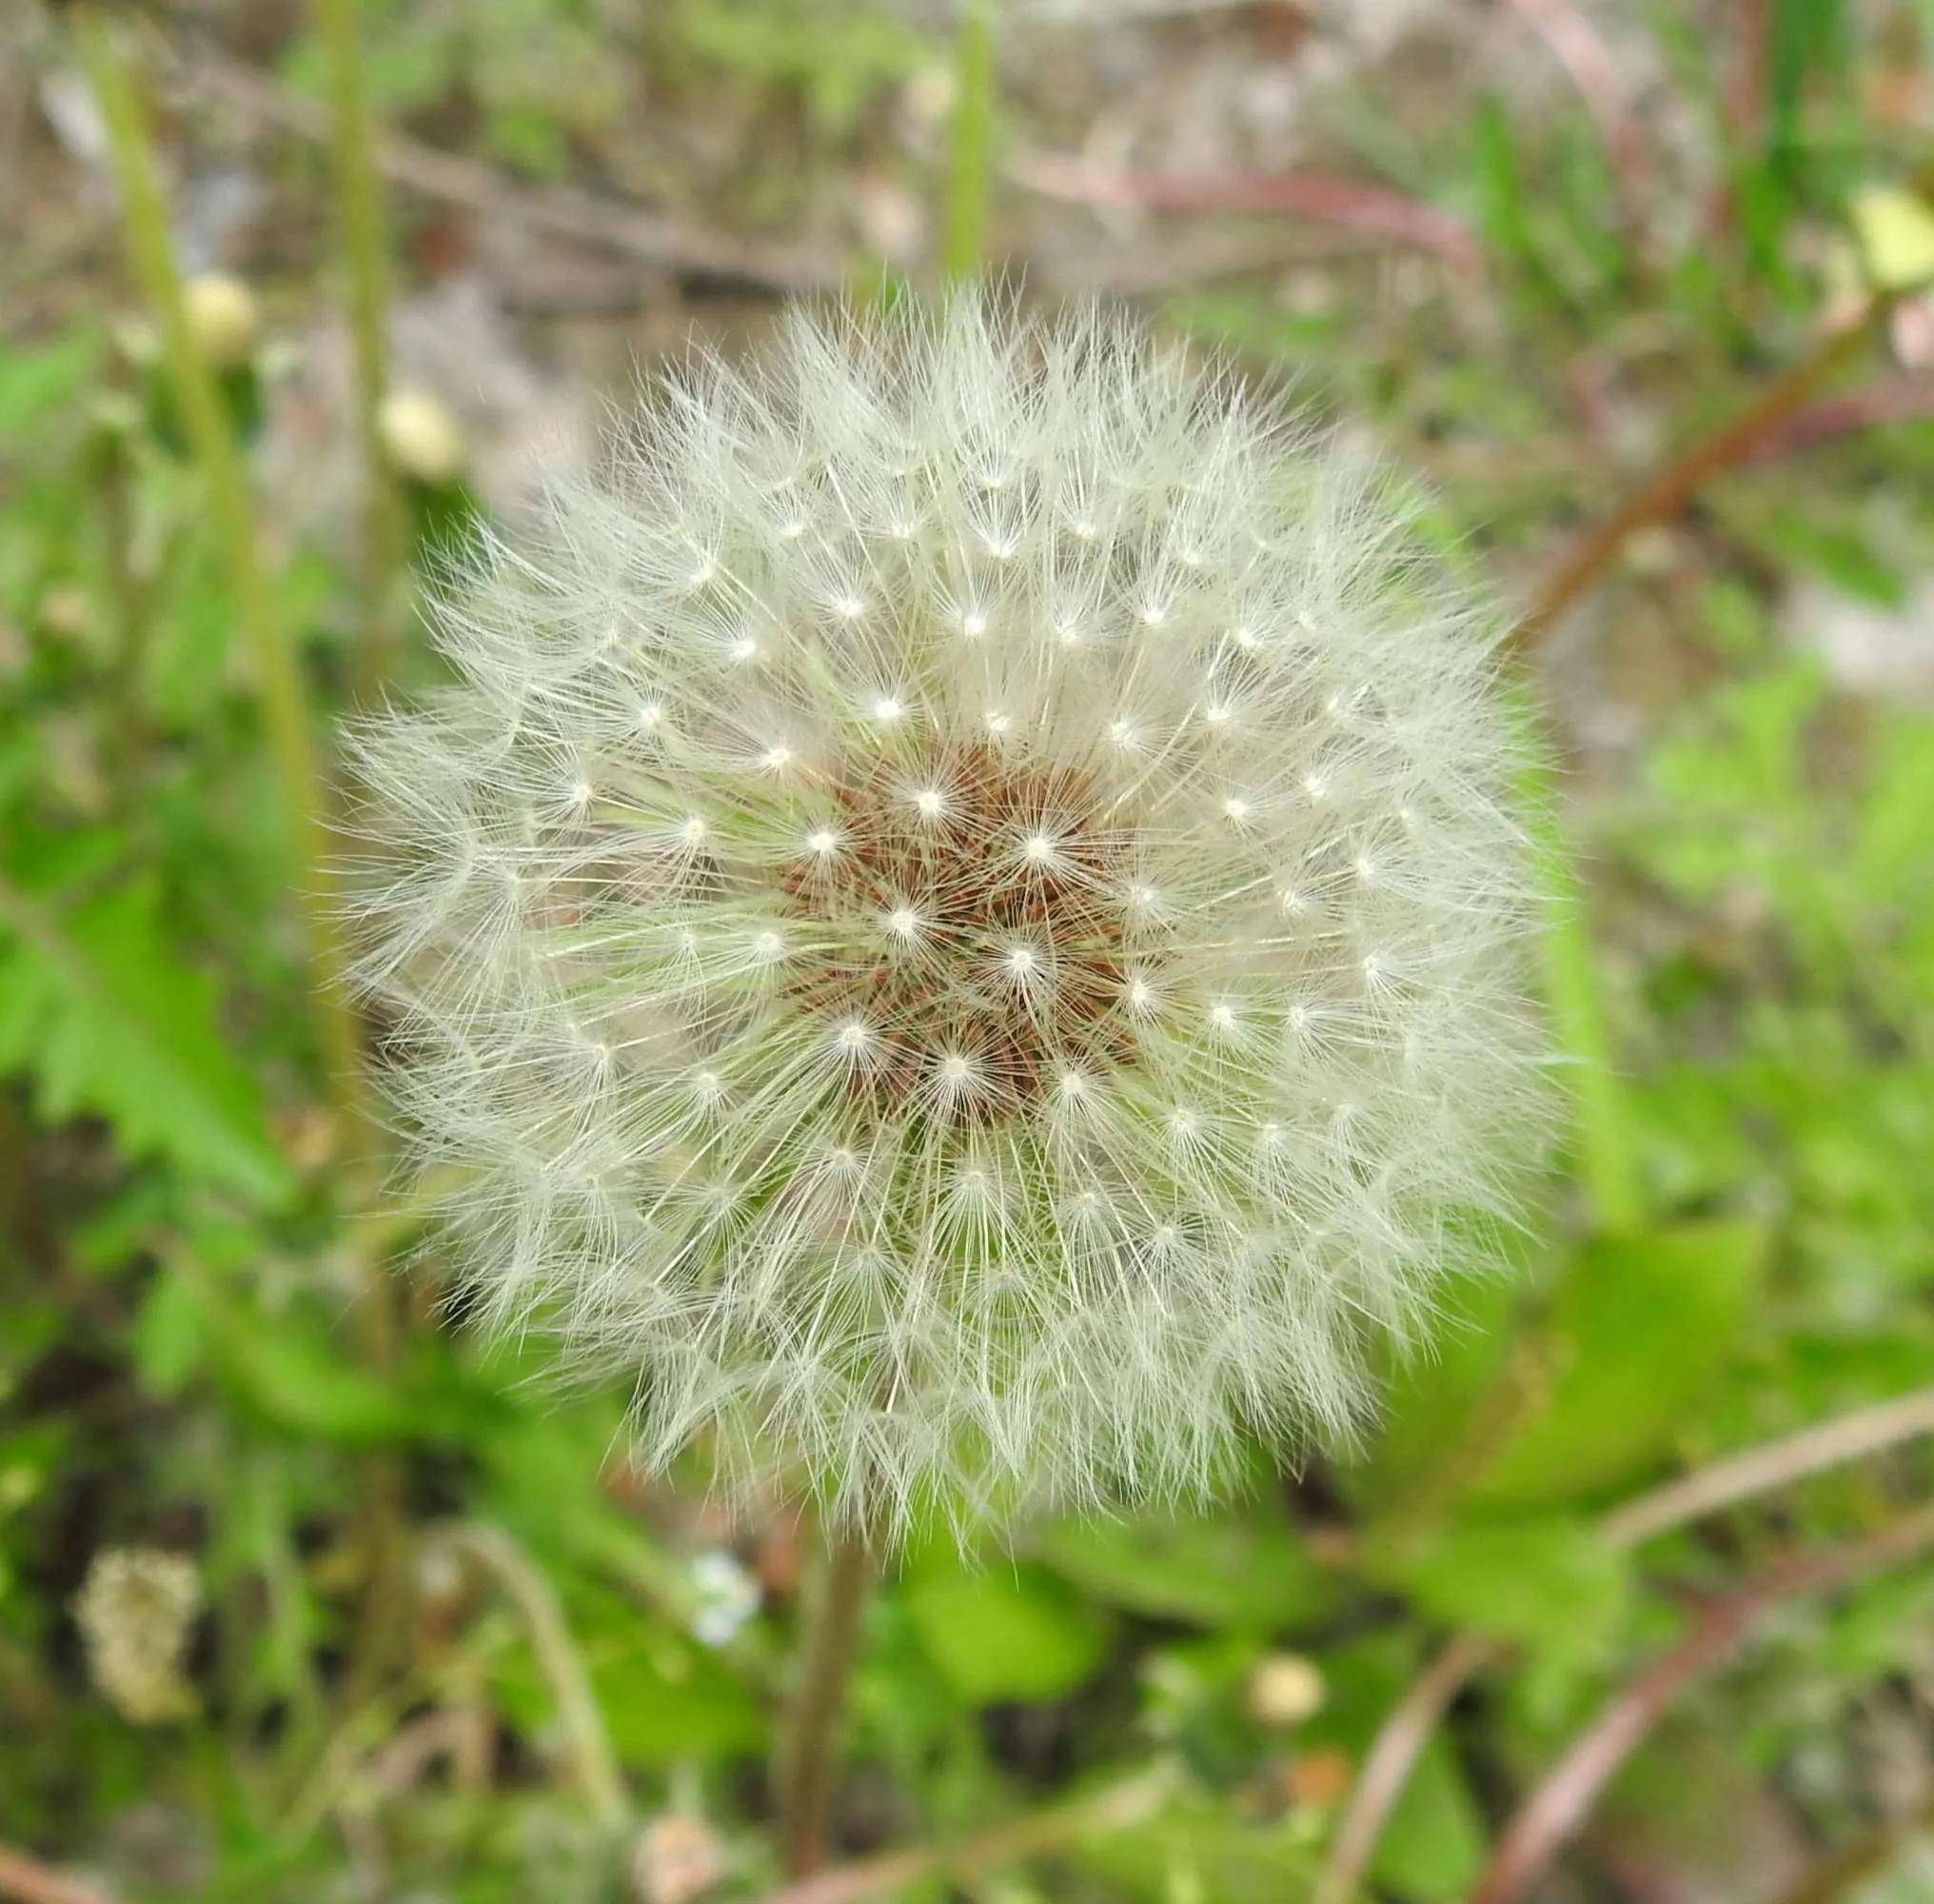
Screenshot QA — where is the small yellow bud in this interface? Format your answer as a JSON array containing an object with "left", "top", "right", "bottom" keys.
[
  {"left": 185, "top": 272, "right": 261, "bottom": 369},
  {"left": 1850, "top": 185, "right": 1934, "bottom": 293},
  {"left": 1246, "top": 1652, "right": 1325, "bottom": 1728},
  {"left": 379, "top": 386, "right": 465, "bottom": 484}
]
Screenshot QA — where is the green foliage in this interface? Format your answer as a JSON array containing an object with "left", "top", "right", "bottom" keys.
[
  {"left": 1471, "top": 1222, "right": 1768, "bottom": 1508},
  {"left": 0, "top": 866, "right": 295, "bottom": 1208},
  {"left": 1372, "top": 1516, "right": 1629, "bottom": 1663},
  {"left": 7, "top": 4, "right": 1934, "bottom": 1897},
  {"left": 670, "top": 0, "right": 930, "bottom": 137},
  {"left": 1033, "top": 1505, "right": 1335, "bottom": 1633},
  {"left": 901, "top": 1554, "right": 1113, "bottom": 1704}
]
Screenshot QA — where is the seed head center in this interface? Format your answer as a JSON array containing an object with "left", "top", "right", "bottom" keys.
[{"left": 780, "top": 744, "right": 1132, "bottom": 1119}]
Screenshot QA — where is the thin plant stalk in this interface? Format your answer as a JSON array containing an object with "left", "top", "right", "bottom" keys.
[
  {"left": 769, "top": 1761, "right": 1179, "bottom": 1904},
  {"left": 310, "top": 0, "right": 407, "bottom": 702},
  {"left": 90, "top": 397, "right": 149, "bottom": 807},
  {"left": 446, "top": 1525, "right": 627, "bottom": 1831},
  {"left": 1472, "top": 1508, "right": 1934, "bottom": 1904},
  {"left": 1509, "top": 295, "right": 1888, "bottom": 653},
  {"left": 1526, "top": 759, "right": 1644, "bottom": 1236},
  {"left": 72, "top": 8, "right": 367, "bottom": 1145},
  {"left": 1316, "top": 1383, "right": 1934, "bottom": 1902},
  {"left": 776, "top": 1523, "right": 876, "bottom": 1877},
  {"left": 74, "top": 5, "right": 410, "bottom": 1700},
  {"left": 940, "top": 0, "right": 997, "bottom": 284}
]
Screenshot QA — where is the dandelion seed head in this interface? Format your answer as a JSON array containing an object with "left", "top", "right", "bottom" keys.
[{"left": 346, "top": 301, "right": 1545, "bottom": 1541}]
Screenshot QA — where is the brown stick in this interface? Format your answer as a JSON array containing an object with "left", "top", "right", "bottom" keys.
[
  {"left": 765, "top": 1763, "right": 1176, "bottom": 1904},
  {"left": 1500, "top": 0, "right": 1650, "bottom": 248},
  {"left": 170, "top": 52, "right": 832, "bottom": 294},
  {"left": 1312, "top": 1632, "right": 1499, "bottom": 1904},
  {"left": 775, "top": 1524, "right": 876, "bottom": 1878},
  {"left": 0, "top": 1847, "right": 114, "bottom": 1904},
  {"left": 1470, "top": 1509, "right": 1934, "bottom": 1904},
  {"left": 1317, "top": 1383, "right": 1934, "bottom": 1902},
  {"left": 1509, "top": 300, "right": 1887, "bottom": 653},
  {"left": 1013, "top": 151, "right": 1483, "bottom": 274},
  {"left": 1599, "top": 1386, "right": 1934, "bottom": 1548},
  {"left": 1742, "top": 374, "right": 1934, "bottom": 461}
]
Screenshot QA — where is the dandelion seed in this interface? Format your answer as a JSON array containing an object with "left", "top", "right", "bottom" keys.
[{"left": 347, "top": 301, "right": 1545, "bottom": 1543}]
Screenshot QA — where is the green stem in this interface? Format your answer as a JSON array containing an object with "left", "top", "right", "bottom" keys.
[
  {"left": 311, "top": 0, "right": 407, "bottom": 702},
  {"left": 90, "top": 396, "right": 149, "bottom": 806},
  {"left": 448, "top": 1524, "right": 627, "bottom": 1831},
  {"left": 1527, "top": 762, "right": 1645, "bottom": 1236},
  {"left": 73, "top": 8, "right": 366, "bottom": 1137},
  {"left": 940, "top": 0, "right": 997, "bottom": 285},
  {"left": 75, "top": 6, "right": 408, "bottom": 1706},
  {"left": 777, "top": 1521, "right": 876, "bottom": 1877}
]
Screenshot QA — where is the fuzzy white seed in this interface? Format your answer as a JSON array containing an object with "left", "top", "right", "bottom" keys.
[{"left": 347, "top": 300, "right": 1545, "bottom": 1545}]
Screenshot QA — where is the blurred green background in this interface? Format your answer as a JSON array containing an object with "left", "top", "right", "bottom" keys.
[{"left": 3, "top": 2, "right": 1932, "bottom": 1900}]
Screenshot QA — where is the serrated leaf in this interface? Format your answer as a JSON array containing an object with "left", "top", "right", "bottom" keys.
[
  {"left": 902, "top": 1557, "right": 1112, "bottom": 1704},
  {"left": 1472, "top": 1220, "right": 1768, "bottom": 1509},
  {"left": 0, "top": 876, "right": 295, "bottom": 1206}
]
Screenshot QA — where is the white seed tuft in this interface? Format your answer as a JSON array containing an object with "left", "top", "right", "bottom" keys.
[{"left": 345, "top": 300, "right": 1546, "bottom": 1543}]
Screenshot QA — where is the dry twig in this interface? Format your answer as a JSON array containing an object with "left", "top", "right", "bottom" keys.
[
  {"left": 762, "top": 1763, "right": 1177, "bottom": 1904},
  {"left": 1014, "top": 150, "right": 1483, "bottom": 273},
  {"left": 1317, "top": 1383, "right": 1934, "bottom": 1902},
  {"left": 171, "top": 52, "right": 832, "bottom": 294},
  {"left": 0, "top": 1846, "right": 114, "bottom": 1904},
  {"left": 1510, "top": 298, "right": 1890, "bottom": 651},
  {"left": 1471, "top": 1510, "right": 1934, "bottom": 1904}
]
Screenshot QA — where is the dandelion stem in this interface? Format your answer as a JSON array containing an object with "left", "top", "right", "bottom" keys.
[
  {"left": 777, "top": 1522, "right": 876, "bottom": 1877},
  {"left": 310, "top": 0, "right": 406, "bottom": 702},
  {"left": 940, "top": 0, "right": 997, "bottom": 284}
]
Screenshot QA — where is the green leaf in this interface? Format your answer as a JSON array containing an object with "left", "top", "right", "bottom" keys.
[
  {"left": 1372, "top": 1515, "right": 1629, "bottom": 1665},
  {"left": 1071, "top": 1791, "right": 1318, "bottom": 1901},
  {"left": 0, "top": 874, "right": 295, "bottom": 1207},
  {"left": 0, "top": 330, "right": 102, "bottom": 442},
  {"left": 901, "top": 1557, "right": 1112, "bottom": 1704},
  {"left": 131, "top": 1267, "right": 207, "bottom": 1396},
  {"left": 1472, "top": 1221, "right": 1768, "bottom": 1509},
  {"left": 1034, "top": 1505, "right": 1335, "bottom": 1631},
  {"left": 208, "top": 1318, "right": 408, "bottom": 1443},
  {"left": 1377, "top": 1732, "right": 1489, "bottom": 1901},
  {"left": 491, "top": 1591, "right": 764, "bottom": 1765}
]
